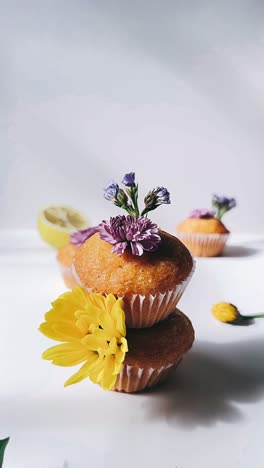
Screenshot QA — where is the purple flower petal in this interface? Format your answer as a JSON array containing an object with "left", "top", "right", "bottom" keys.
[
  {"left": 103, "top": 180, "right": 119, "bottom": 201},
  {"left": 122, "top": 172, "right": 136, "bottom": 187},
  {"left": 112, "top": 242, "right": 128, "bottom": 256},
  {"left": 189, "top": 209, "right": 215, "bottom": 219},
  {"left": 131, "top": 241, "right": 144, "bottom": 256},
  {"left": 70, "top": 226, "right": 99, "bottom": 247}
]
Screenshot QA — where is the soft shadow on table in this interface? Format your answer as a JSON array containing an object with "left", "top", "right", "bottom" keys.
[
  {"left": 143, "top": 338, "right": 264, "bottom": 428},
  {"left": 222, "top": 245, "right": 260, "bottom": 257}
]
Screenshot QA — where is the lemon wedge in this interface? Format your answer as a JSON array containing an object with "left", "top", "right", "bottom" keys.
[{"left": 37, "top": 206, "right": 89, "bottom": 249}]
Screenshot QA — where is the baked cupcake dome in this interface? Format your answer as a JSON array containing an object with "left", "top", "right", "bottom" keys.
[
  {"left": 57, "top": 243, "right": 79, "bottom": 288},
  {"left": 177, "top": 218, "right": 229, "bottom": 235},
  {"left": 115, "top": 309, "right": 194, "bottom": 392},
  {"left": 73, "top": 230, "right": 194, "bottom": 328}
]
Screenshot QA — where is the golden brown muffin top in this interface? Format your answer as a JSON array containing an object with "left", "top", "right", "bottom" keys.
[
  {"left": 74, "top": 230, "right": 193, "bottom": 296},
  {"left": 177, "top": 218, "right": 229, "bottom": 234},
  {"left": 57, "top": 243, "right": 79, "bottom": 267},
  {"left": 125, "top": 310, "right": 194, "bottom": 368}
]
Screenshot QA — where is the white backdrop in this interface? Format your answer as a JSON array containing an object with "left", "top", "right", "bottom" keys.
[{"left": 1, "top": 0, "right": 264, "bottom": 233}]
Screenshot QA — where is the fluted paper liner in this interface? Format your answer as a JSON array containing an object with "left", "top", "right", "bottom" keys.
[
  {"left": 72, "top": 263, "right": 195, "bottom": 328},
  {"left": 176, "top": 232, "right": 229, "bottom": 257},
  {"left": 114, "top": 360, "right": 182, "bottom": 393}
]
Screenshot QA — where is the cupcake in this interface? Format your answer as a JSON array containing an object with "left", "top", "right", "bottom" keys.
[
  {"left": 115, "top": 308, "right": 194, "bottom": 392},
  {"left": 57, "top": 227, "right": 98, "bottom": 289},
  {"left": 39, "top": 288, "right": 194, "bottom": 393},
  {"left": 39, "top": 172, "right": 195, "bottom": 393},
  {"left": 73, "top": 228, "right": 194, "bottom": 328},
  {"left": 176, "top": 195, "right": 237, "bottom": 257},
  {"left": 57, "top": 243, "right": 79, "bottom": 288}
]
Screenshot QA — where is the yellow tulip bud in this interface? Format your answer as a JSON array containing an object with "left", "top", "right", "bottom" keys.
[{"left": 211, "top": 302, "right": 240, "bottom": 323}]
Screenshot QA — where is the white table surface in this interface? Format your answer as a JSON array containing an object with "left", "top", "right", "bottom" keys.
[{"left": 0, "top": 230, "right": 264, "bottom": 468}]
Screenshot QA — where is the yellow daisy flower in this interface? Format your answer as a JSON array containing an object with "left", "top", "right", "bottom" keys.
[{"left": 39, "top": 287, "right": 128, "bottom": 390}]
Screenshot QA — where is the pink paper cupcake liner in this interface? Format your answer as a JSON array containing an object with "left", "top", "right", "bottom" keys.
[
  {"left": 114, "top": 359, "right": 182, "bottom": 393},
  {"left": 176, "top": 232, "right": 229, "bottom": 257},
  {"left": 72, "top": 263, "right": 195, "bottom": 328}
]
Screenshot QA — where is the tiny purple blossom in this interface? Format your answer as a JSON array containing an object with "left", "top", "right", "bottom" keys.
[
  {"left": 212, "top": 194, "right": 237, "bottom": 209},
  {"left": 154, "top": 187, "right": 171, "bottom": 205},
  {"left": 98, "top": 215, "right": 161, "bottom": 256},
  {"left": 228, "top": 198, "right": 237, "bottom": 209},
  {"left": 189, "top": 209, "right": 215, "bottom": 219},
  {"left": 70, "top": 226, "right": 99, "bottom": 247},
  {"left": 122, "top": 172, "right": 136, "bottom": 187},
  {"left": 212, "top": 194, "right": 237, "bottom": 219},
  {"left": 103, "top": 180, "right": 119, "bottom": 201}
]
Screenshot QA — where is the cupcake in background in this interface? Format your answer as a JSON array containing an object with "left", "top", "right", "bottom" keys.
[
  {"left": 57, "top": 227, "right": 97, "bottom": 289},
  {"left": 176, "top": 195, "right": 237, "bottom": 257}
]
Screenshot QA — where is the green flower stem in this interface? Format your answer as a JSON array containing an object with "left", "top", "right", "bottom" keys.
[
  {"left": 214, "top": 205, "right": 234, "bottom": 220},
  {"left": 141, "top": 206, "right": 155, "bottom": 216},
  {"left": 241, "top": 313, "right": 264, "bottom": 320},
  {"left": 125, "top": 185, "right": 139, "bottom": 217},
  {"left": 120, "top": 204, "right": 135, "bottom": 216},
  {"left": 0, "top": 438, "right": 9, "bottom": 468},
  {"left": 131, "top": 186, "right": 140, "bottom": 217},
  {"left": 215, "top": 207, "right": 226, "bottom": 220}
]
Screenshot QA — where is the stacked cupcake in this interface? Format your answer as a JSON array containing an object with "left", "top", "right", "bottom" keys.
[{"left": 39, "top": 173, "right": 195, "bottom": 393}]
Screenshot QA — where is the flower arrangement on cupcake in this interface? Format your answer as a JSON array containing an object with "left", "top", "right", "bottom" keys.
[
  {"left": 71, "top": 172, "right": 170, "bottom": 256},
  {"left": 40, "top": 172, "right": 195, "bottom": 392},
  {"left": 57, "top": 173, "right": 170, "bottom": 286},
  {"left": 176, "top": 194, "right": 237, "bottom": 257}
]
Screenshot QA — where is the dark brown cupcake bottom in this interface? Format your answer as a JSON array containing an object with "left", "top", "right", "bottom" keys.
[{"left": 114, "top": 309, "right": 194, "bottom": 393}]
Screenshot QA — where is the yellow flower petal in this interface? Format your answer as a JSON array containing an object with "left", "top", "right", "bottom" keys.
[
  {"left": 101, "top": 356, "right": 116, "bottom": 390},
  {"left": 64, "top": 353, "right": 100, "bottom": 387},
  {"left": 45, "top": 288, "right": 89, "bottom": 322},
  {"left": 81, "top": 333, "right": 107, "bottom": 351},
  {"left": 75, "top": 306, "right": 100, "bottom": 324},
  {"left": 105, "top": 294, "right": 118, "bottom": 314},
  {"left": 39, "top": 321, "right": 84, "bottom": 342},
  {"left": 75, "top": 316, "right": 90, "bottom": 335},
  {"left": 111, "top": 299, "right": 126, "bottom": 336},
  {"left": 89, "top": 293, "right": 108, "bottom": 310},
  {"left": 43, "top": 343, "right": 88, "bottom": 366},
  {"left": 88, "top": 359, "right": 106, "bottom": 384}
]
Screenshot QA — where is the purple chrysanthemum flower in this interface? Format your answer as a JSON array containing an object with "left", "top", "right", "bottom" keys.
[
  {"left": 98, "top": 215, "right": 161, "bottom": 256},
  {"left": 189, "top": 209, "right": 215, "bottom": 219},
  {"left": 70, "top": 226, "right": 99, "bottom": 247},
  {"left": 122, "top": 172, "right": 136, "bottom": 187},
  {"left": 103, "top": 180, "right": 119, "bottom": 201}
]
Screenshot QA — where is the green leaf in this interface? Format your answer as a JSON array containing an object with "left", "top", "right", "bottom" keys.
[{"left": 0, "top": 438, "right": 9, "bottom": 468}]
